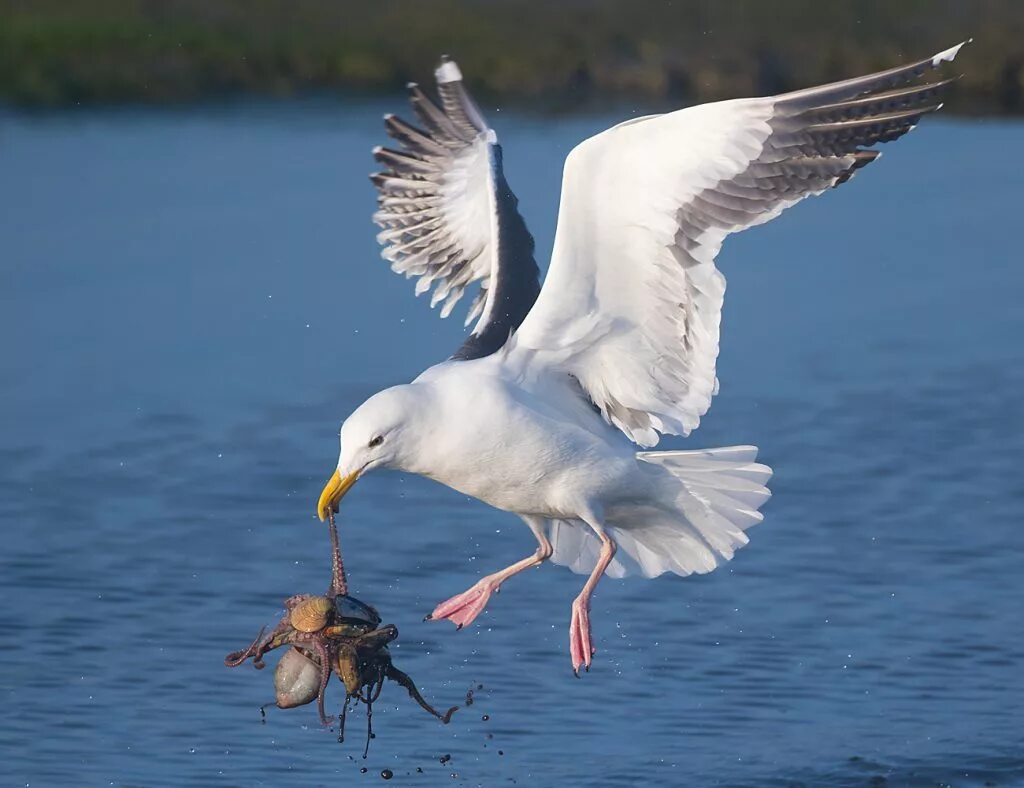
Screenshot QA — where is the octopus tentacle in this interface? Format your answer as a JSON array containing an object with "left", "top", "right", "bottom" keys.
[
  {"left": 366, "top": 672, "right": 385, "bottom": 704},
  {"left": 313, "top": 639, "right": 334, "bottom": 725},
  {"left": 338, "top": 695, "right": 350, "bottom": 743},
  {"left": 327, "top": 510, "right": 349, "bottom": 597},
  {"left": 224, "top": 627, "right": 266, "bottom": 667},
  {"left": 385, "top": 664, "right": 459, "bottom": 723}
]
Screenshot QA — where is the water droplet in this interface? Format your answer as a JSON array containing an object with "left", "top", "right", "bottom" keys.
[
  {"left": 360, "top": 767, "right": 368, "bottom": 773},
  {"left": 380, "top": 769, "right": 393, "bottom": 780},
  {"left": 482, "top": 714, "right": 489, "bottom": 721}
]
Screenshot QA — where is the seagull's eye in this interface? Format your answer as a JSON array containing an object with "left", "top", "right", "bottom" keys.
[{"left": 368, "top": 435, "right": 384, "bottom": 448}]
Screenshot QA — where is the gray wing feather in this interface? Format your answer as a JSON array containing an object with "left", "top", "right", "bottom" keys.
[
  {"left": 573, "top": 42, "right": 967, "bottom": 445},
  {"left": 677, "top": 48, "right": 964, "bottom": 245}
]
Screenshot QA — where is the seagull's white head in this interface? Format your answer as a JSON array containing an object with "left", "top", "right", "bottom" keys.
[{"left": 316, "top": 384, "right": 426, "bottom": 520}]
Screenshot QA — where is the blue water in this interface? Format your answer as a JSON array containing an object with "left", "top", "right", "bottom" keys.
[{"left": 1, "top": 102, "right": 1022, "bottom": 787}]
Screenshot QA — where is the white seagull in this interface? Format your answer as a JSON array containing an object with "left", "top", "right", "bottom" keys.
[{"left": 318, "top": 42, "right": 967, "bottom": 672}]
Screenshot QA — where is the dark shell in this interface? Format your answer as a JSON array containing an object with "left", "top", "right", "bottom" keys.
[{"left": 334, "top": 594, "right": 382, "bottom": 628}]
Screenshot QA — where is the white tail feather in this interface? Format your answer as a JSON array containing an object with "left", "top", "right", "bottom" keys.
[{"left": 547, "top": 446, "right": 772, "bottom": 579}]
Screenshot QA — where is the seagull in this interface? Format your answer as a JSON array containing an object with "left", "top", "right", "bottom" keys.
[{"left": 317, "top": 42, "right": 968, "bottom": 673}]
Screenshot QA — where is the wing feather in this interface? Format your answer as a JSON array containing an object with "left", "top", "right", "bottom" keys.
[
  {"left": 510, "top": 42, "right": 968, "bottom": 446},
  {"left": 371, "top": 58, "right": 541, "bottom": 359}
]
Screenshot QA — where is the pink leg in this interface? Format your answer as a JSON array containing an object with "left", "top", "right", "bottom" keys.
[
  {"left": 569, "top": 528, "right": 617, "bottom": 675},
  {"left": 427, "top": 517, "right": 551, "bottom": 629}
]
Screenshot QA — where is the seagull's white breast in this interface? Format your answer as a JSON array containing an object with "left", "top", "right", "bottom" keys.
[{"left": 410, "top": 360, "right": 643, "bottom": 518}]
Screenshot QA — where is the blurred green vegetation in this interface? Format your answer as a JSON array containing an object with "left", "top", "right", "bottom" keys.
[{"left": 0, "top": 0, "right": 1021, "bottom": 113}]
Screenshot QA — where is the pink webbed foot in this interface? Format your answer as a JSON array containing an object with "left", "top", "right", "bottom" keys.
[
  {"left": 426, "top": 577, "right": 501, "bottom": 629},
  {"left": 569, "top": 597, "right": 595, "bottom": 675}
]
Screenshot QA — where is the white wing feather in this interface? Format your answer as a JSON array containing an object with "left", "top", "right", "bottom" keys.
[{"left": 510, "top": 42, "right": 967, "bottom": 446}]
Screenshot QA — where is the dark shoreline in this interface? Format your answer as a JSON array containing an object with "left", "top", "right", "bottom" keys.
[{"left": 1, "top": 0, "right": 1022, "bottom": 115}]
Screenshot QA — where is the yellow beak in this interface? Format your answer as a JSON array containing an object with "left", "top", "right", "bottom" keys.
[{"left": 316, "top": 469, "right": 360, "bottom": 521}]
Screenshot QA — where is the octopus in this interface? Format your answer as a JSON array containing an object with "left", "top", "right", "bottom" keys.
[{"left": 225, "top": 511, "right": 458, "bottom": 748}]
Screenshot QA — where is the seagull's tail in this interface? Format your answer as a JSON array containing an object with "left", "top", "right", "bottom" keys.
[{"left": 548, "top": 446, "right": 772, "bottom": 579}]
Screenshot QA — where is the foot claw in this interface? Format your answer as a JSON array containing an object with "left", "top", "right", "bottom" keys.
[
  {"left": 569, "top": 598, "right": 595, "bottom": 674},
  {"left": 427, "top": 578, "right": 498, "bottom": 630}
]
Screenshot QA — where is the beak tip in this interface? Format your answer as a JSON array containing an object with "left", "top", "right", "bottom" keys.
[{"left": 316, "top": 469, "right": 355, "bottom": 523}]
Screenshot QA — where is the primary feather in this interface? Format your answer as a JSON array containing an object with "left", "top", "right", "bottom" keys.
[
  {"left": 370, "top": 57, "right": 540, "bottom": 360},
  {"left": 510, "top": 41, "right": 967, "bottom": 446}
]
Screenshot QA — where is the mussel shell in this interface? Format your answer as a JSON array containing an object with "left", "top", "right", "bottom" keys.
[
  {"left": 334, "top": 594, "right": 382, "bottom": 628},
  {"left": 334, "top": 643, "right": 362, "bottom": 695},
  {"left": 273, "top": 647, "right": 322, "bottom": 709},
  {"left": 289, "top": 595, "right": 333, "bottom": 633}
]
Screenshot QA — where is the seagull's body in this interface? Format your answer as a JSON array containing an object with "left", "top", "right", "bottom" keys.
[
  {"left": 401, "top": 357, "right": 643, "bottom": 518},
  {"left": 318, "top": 42, "right": 968, "bottom": 671}
]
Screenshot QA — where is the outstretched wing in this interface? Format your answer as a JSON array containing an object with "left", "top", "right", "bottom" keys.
[
  {"left": 510, "top": 42, "right": 968, "bottom": 446},
  {"left": 371, "top": 57, "right": 541, "bottom": 360}
]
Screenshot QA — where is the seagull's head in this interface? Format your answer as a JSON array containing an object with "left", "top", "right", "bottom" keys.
[{"left": 316, "top": 384, "right": 425, "bottom": 520}]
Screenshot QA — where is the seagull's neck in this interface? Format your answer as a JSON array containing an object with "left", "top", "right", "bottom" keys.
[
  {"left": 384, "top": 382, "right": 448, "bottom": 478},
  {"left": 386, "top": 375, "right": 487, "bottom": 487}
]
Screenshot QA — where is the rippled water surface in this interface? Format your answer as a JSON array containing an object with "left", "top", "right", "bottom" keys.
[{"left": 2, "top": 104, "right": 1022, "bottom": 787}]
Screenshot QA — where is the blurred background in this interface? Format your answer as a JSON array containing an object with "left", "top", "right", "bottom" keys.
[
  {"left": 2, "top": 2, "right": 1023, "bottom": 787},
  {"left": 2, "top": 0, "right": 1023, "bottom": 113}
]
